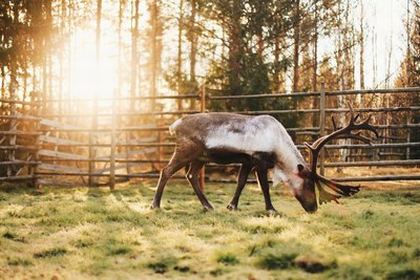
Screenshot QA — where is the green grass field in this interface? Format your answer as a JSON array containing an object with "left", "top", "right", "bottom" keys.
[{"left": 0, "top": 182, "right": 419, "bottom": 279}]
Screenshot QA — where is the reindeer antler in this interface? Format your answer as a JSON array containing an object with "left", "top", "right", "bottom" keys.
[{"left": 304, "top": 104, "right": 378, "bottom": 204}]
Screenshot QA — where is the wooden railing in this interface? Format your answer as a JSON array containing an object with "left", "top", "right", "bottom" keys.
[{"left": 0, "top": 86, "right": 418, "bottom": 188}]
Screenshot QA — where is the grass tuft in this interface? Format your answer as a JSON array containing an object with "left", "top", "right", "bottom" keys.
[
  {"left": 217, "top": 253, "right": 239, "bottom": 266},
  {"left": 2, "top": 231, "right": 17, "bottom": 240},
  {"left": 7, "top": 257, "right": 32, "bottom": 266},
  {"left": 174, "top": 265, "right": 190, "bottom": 272},
  {"left": 73, "top": 238, "right": 94, "bottom": 249},
  {"left": 386, "top": 269, "right": 420, "bottom": 280},
  {"left": 388, "top": 238, "right": 404, "bottom": 247},
  {"left": 258, "top": 252, "right": 298, "bottom": 270},
  {"left": 2, "top": 231, "right": 25, "bottom": 242},
  {"left": 209, "top": 268, "right": 225, "bottom": 277},
  {"left": 147, "top": 257, "right": 177, "bottom": 274},
  {"left": 294, "top": 254, "right": 335, "bottom": 273},
  {"left": 412, "top": 248, "right": 420, "bottom": 258},
  {"left": 34, "top": 247, "right": 67, "bottom": 258}
]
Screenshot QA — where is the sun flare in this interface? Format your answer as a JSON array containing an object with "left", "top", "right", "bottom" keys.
[{"left": 70, "top": 30, "right": 117, "bottom": 100}]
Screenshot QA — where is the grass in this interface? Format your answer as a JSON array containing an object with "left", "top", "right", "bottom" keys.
[{"left": 0, "top": 181, "right": 419, "bottom": 279}]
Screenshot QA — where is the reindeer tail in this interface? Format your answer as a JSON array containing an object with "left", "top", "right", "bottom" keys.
[{"left": 169, "top": 118, "right": 183, "bottom": 135}]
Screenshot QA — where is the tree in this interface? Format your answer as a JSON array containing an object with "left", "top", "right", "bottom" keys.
[
  {"left": 148, "top": 0, "right": 163, "bottom": 106},
  {"left": 130, "top": 0, "right": 139, "bottom": 112},
  {"left": 394, "top": 1, "right": 420, "bottom": 159}
]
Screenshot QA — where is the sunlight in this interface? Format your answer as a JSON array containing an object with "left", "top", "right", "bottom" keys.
[{"left": 70, "top": 29, "right": 117, "bottom": 100}]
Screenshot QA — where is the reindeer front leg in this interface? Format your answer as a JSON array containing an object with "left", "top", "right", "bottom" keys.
[
  {"left": 227, "top": 163, "right": 253, "bottom": 210},
  {"left": 255, "top": 165, "right": 277, "bottom": 213}
]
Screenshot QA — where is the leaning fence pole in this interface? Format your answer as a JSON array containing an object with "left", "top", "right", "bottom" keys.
[
  {"left": 199, "top": 84, "right": 206, "bottom": 190},
  {"left": 319, "top": 83, "right": 326, "bottom": 175}
]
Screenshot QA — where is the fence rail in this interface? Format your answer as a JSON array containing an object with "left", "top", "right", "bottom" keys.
[{"left": 0, "top": 86, "right": 418, "bottom": 188}]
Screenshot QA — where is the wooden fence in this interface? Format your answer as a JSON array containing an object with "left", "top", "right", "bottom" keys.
[{"left": 0, "top": 86, "right": 419, "bottom": 188}]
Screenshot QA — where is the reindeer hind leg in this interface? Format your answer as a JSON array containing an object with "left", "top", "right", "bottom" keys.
[
  {"left": 186, "top": 160, "right": 213, "bottom": 210},
  {"left": 151, "top": 140, "right": 202, "bottom": 209}
]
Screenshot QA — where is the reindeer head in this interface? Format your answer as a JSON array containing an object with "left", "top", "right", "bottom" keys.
[{"left": 294, "top": 105, "right": 378, "bottom": 213}]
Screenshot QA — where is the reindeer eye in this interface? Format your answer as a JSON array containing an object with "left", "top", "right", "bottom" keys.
[{"left": 297, "top": 164, "right": 304, "bottom": 173}]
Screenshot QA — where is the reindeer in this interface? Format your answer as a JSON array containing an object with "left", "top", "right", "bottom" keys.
[{"left": 150, "top": 107, "right": 377, "bottom": 213}]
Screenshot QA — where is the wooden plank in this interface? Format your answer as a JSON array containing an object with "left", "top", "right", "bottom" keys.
[
  {"left": 40, "top": 118, "right": 83, "bottom": 130},
  {"left": 0, "top": 114, "right": 40, "bottom": 121},
  {"left": 37, "top": 178, "right": 80, "bottom": 187},
  {"left": 125, "top": 137, "right": 158, "bottom": 144},
  {"left": 40, "top": 94, "right": 199, "bottom": 103},
  {"left": 0, "top": 145, "right": 38, "bottom": 150},
  {"left": 37, "top": 124, "right": 165, "bottom": 133},
  {"left": 0, "top": 175, "right": 34, "bottom": 182},
  {"left": 333, "top": 175, "right": 420, "bottom": 182},
  {"left": 95, "top": 147, "right": 157, "bottom": 160},
  {"left": 210, "top": 174, "right": 420, "bottom": 184},
  {"left": 0, "top": 131, "right": 40, "bottom": 136},
  {"left": 38, "top": 149, "right": 88, "bottom": 160},
  {"left": 208, "top": 86, "right": 420, "bottom": 100},
  {"left": 0, "top": 98, "right": 39, "bottom": 105},
  {"left": 324, "top": 159, "right": 420, "bottom": 167},
  {"left": 0, "top": 160, "right": 39, "bottom": 166},
  {"left": 39, "top": 135, "right": 84, "bottom": 146},
  {"left": 38, "top": 163, "right": 87, "bottom": 174},
  {"left": 98, "top": 163, "right": 127, "bottom": 174}
]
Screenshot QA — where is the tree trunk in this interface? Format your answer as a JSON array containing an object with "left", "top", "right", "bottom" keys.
[
  {"left": 177, "top": 0, "right": 184, "bottom": 110},
  {"left": 312, "top": 0, "right": 319, "bottom": 139},
  {"left": 189, "top": 0, "right": 197, "bottom": 83},
  {"left": 130, "top": 0, "right": 140, "bottom": 112},
  {"left": 1, "top": 66, "right": 6, "bottom": 100},
  {"left": 273, "top": 37, "right": 280, "bottom": 92},
  {"left": 88, "top": 0, "right": 102, "bottom": 187},
  {"left": 149, "top": 0, "right": 161, "bottom": 109},
  {"left": 292, "top": 0, "right": 301, "bottom": 93},
  {"left": 118, "top": 0, "right": 124, "bottom": 100},
  {"left": 228, "top": 0, "right": 242, "bottom": 93},
  {"left": 58, "top": 0, "right": 66, "bottom": 114},
  {"left": 406, "top": 0, "right": 411, "bottom": 86},
  {"left": 359, "top": 0, "right": 365, "bottom": 89}
]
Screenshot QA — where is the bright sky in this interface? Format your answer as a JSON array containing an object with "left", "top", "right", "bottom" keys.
[
  {"left": 362, "top": 0, "right": 409, "bottom": 88},
  {"left": 68, "top": 0, "right": 411, "bottom": 100}
]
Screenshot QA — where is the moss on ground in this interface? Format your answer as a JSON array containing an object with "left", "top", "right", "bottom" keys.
[{"left": 0, "top": 182, "right": 419, "bottom": 279}]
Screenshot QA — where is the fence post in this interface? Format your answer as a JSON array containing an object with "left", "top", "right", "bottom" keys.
[
  {"left": 199, "top": 84, "right": 206, "bottom": 190},
  {"left": 109, "top": 90, "right": 116, "bottom": 190},
  {"left": 319, "top": 83, "right": 326, "bottom": 175},
  {"left": 88, "top": 98, "right": 97, "bottom": 187},
  {"left": 7, "top": 97, "right": 17, "bottom": 177},
  {"left": 31, "top": 93, "right": 40, "bottom": 189},
  {"left": 406, "top": 110, "right": 411, "bottom": 160}
]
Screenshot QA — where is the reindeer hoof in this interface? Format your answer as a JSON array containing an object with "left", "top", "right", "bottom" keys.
[
  {"left": 203, "top": 204, "right": 214, "bottom": 211},
  {"left": 266, "top": 209, "right": 281, "bottom": 217},
  {"left": 150, "top": 203, "right": 160, "bottom": 210},
  {"left": 227, "top": 203, "right": 238, "bottom": 211}
]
